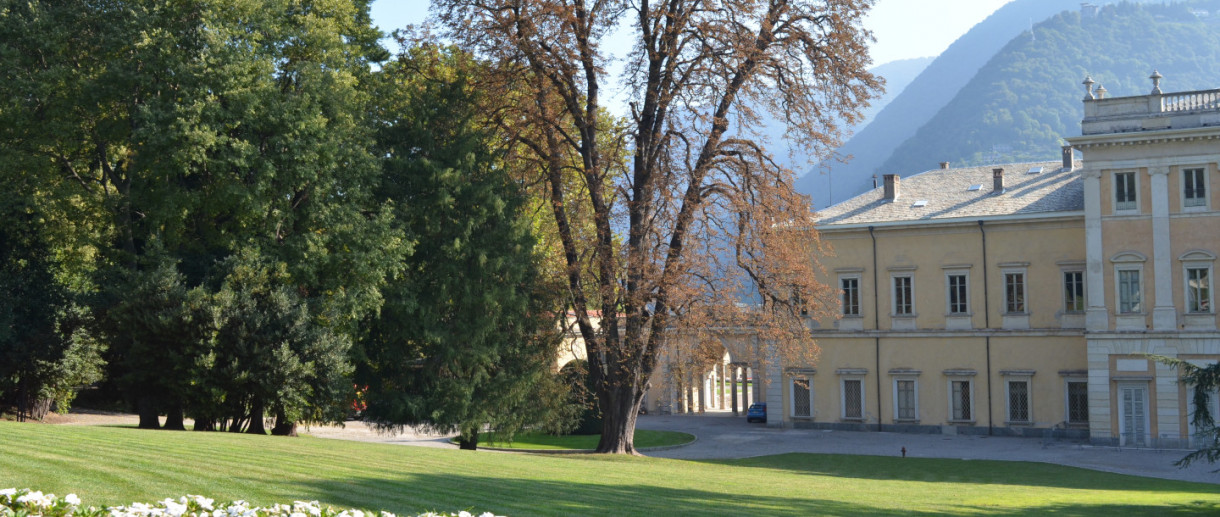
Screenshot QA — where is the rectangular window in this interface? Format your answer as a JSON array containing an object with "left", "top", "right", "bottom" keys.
[
  {"left": 791, "top": 378, "right": 811, "bottom": 418},
  {"left": 1119, "top": 269, "right": 1142, "bottom": 313},
  {"left": 947, "top": 274, "right": 968, "bottom": 314},
  {"left": 1063, "top": 271, "right": 1085, "bottom": 313},
  {"left": 896, "top": 380, "right": 917, "bottom": 420},
  {"left": 842, "top": 379, "right": 863, "bottom": 420},
  {"left": 893, "top": 276, "right": 913, "bottom": 315},
  {"left": 1115, "top": 171, "right": 1136, "bottom": 210},
  {"left": 951, "top": 380, "right": 972, "bottom": 421},
  {"left": 1005, "top": 272, "right": 1026, "bottom": 313},
  {"left": 1067, "top": 381, "right": 1089, "bottom": 424},
  {"left": 1007, "top": 380, "right": 1030, "bottom": 423},
  {"left": 841, "top": 277, "right": 860, "bottom": 316},
  {"left": 1184, "top": 167, "right": 1207, "bottom": 208},
  {"left": 1188, "top": 267, "right": 1211, "bottom": 313}
]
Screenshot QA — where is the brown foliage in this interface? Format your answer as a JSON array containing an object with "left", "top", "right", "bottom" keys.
[{"left": 430, "top": 0, "right": 881, "bottom": 453}]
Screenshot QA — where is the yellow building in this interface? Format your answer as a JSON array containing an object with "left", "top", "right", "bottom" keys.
[{"left": 776, "top": 75, "right": 1220, "bottom": 446}]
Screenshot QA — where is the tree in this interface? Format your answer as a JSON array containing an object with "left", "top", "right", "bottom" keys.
[
  {"left": 0, "top": 0, "right": 403, "bottom": 431},
  {"left": 356, "top": 44, "right": 572, "bottom": 449},
  {"left": 1157, "top": 357, "right": 1220, "bottom": 469},
  {"left": 431, "top": 0, "right": 881, "bottom": 452}
]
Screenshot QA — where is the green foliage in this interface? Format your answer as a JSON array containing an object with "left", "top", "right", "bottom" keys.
[
  {"left": 357, "top": 45, "right": 571, "bottom": 445},
  {"left": 0, "top": 0, "right": 404, "bottom": 429},
  {"left": 559, "top": 361, "right": 602, "bottom": 435},
  {"left": 1154, "top": 355, "right": 1220, "bottom": 469},
  {"left": 879, "top": 1, "right": 1220, "bottom": 173}
]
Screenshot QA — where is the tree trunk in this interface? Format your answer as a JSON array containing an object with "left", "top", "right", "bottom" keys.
[
  {"left": 163, "top": 404, "right": 186, "bottom": 431},
  {"left": 246, "top": 399, "right": 266, "bottom": 435},
  {"left": 193, "top": 418, "right": 213, "bottom": 432},
  {"left": 271, "top": 412, "right": 297, "bottom": 436},
  {"left": 595, "top": 387, "right": 643, "bottom": 454},
  {"left": 136, "top": 395, "right": 160, "bottom": 429},
  {"left": 458, "top": 429, "right": 479, "bottom": 450}
]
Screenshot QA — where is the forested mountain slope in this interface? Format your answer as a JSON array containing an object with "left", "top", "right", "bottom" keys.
[{"left": 877, "top": 1, "right": 1220, "bottom": 175}]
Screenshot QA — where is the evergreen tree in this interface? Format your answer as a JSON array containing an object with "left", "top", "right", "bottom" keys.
[{"left": 357, "top": 45, "right": 570, "bottom": 449}]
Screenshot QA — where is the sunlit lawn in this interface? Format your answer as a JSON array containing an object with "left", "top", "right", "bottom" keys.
[
  {"left": 480, "top": 430, "right": 693, "bottom": 450},
  {"left": 2, "top": 421, "right": 1219, "bottom": 516}
]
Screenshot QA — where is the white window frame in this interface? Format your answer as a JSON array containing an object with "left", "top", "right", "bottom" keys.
[
  {"left": 1002, "top": 268, "right": 1028, "bottom": 315},
  {"left": 1114, "top": 170, "right": 1138, "bottom": 212},
  {"left": 892, "top": 376, "right": 920, "bottom": 423},
  {"left": 1002, "top": 371, "right": 1034, "bottom": 425},
  {"left": 789, "top": 373, "right": 814, "bottom": 419},
  {"left": 945, "top": 371, "right": 976, "bottom": 424},
  {"left": 839, "top": 375, "right": 866, "bottom": 421},
  {"left": 839, "top": 274, "right": 861, "bottom": 316},
  {"left": 891, "top": 274, "right": 914, "bottom": 316},
  {"left": 1181, "top": 166, "right": 1209, "bottom": 211},
  {"left": 944, "top": 269, "right": 970, "bottom": 315},
  {"left": 1064, "top": 378, "right": 1089, "bottom": 426},
  {"left": 1111, "top": 252, "right": 1147, "bottom": 315},
  {"left": 1180, "top": 251, "right": 1216, "bottom": 314},
  {"left": 1063, "top": 268, "right": 1083, "bottom": 312}
]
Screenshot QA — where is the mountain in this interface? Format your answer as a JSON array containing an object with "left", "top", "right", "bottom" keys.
[
  {"left": 876, "top": 1, "right": 1220, "bottom": 174},
  {"left": 858, "top": 57, "right": 935, "bottom": 134},
  {"left": 795, "top": 0, "right": 1130, "bottom": 209}
]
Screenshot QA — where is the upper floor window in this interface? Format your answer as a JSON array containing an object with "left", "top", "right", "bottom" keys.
[
  {"left": 947, "top": 273, "right": 968, "bottom": 314},
  {"left": 1184, "top": 167, "right": 1207, "bottom": 208},
  {"left": 1115, "top": 171, "right": 1137, "bottom": 211},
  {"left": 893, "top": 276, "right": 913, "bottom": 315},
  {"left": 1118, "top": 269, "right": 1142, "bottom": 313},
  {"left": 841, "top": 277, "right": 860, "bottom": 316},
  {"left": 1004, "top": 272, "right": 1026, "bottom": 313},
  {"left": 1063, "top": 270, "right": 1085, "bottom": 313},
  {"left": 1187, "top": 266, "right": 1211, "bottom": 313}
]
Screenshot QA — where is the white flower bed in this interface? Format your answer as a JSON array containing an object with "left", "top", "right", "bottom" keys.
[{"left": 0, "top": 489, "right": 498, "bottom": 517}]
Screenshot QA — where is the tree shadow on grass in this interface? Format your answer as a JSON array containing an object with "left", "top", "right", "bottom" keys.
[
  {"left": 700, "top": 453, "right": 1220, "bottom": 492},
  {"left": 288, "top": 472, "right": 1220, "bottom": 517}
]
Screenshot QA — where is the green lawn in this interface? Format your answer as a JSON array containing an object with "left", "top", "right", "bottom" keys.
[
  {"left": 2, "top": 422, "right": 1219, "bottom": 516},
  {"left": 480, "top": 430, "right": 694, "bottom": 450}
]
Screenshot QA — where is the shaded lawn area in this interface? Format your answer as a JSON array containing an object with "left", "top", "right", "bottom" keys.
[
  {"left": 1, "top": 421, "right": 1218, "bottom": 516},
  {"left": 480, "top": 430, "right": 694, "bottom": 450}
]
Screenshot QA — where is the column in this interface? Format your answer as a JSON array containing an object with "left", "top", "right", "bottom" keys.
[
  {"left": 719, "top": 363, "right": 728, "bottom": 409},
  {"left": 697, "top": 373, "right": 707, "bottom": 413},
  {"left": 730, "top": 365, "right": 739, "bottom": 415},
  {"left": 1083, "top": 167, "right": 1110, "bottom": 331},
  {"left": 1149, "top": 165, "right": 1176, "bottom": 330},
  {"left": 744, "top": 367, "right": 752, "bottom": 407}
]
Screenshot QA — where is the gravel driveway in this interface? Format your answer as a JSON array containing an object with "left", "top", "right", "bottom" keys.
[{"left": 636, "top": 411, "right": 1220, "bottom": 485}]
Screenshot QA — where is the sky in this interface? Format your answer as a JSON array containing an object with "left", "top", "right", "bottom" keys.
[{"left": 371, "top": 0, "right": 1014, "bottom": 66}]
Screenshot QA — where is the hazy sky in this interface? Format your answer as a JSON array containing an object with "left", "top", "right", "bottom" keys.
[{"left": 371, "top": 0, "right": 1014, "bottom": 66}]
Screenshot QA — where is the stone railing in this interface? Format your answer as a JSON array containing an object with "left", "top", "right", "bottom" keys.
[
  {"left": 1160, "top": 89, "right": 1220, "bottom": 113},
  {"left": 1081, "top": 87, "right": 1220, "bottom": 135}
]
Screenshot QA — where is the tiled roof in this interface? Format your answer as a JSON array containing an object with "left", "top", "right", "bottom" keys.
[{"left": 816, "top": 161, "right": 1082, "bottom": 226}]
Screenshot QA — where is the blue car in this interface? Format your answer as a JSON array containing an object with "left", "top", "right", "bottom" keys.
[{"left": 746, "top": 402, "right": 767, "bottom": 423}]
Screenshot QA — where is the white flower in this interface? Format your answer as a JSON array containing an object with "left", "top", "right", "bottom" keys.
[
  {"left": 161, "top": 498, "right": 187, "bottom": 517},
  {"left": 65, "top": 493, "right": 82, "bottom": 506}
]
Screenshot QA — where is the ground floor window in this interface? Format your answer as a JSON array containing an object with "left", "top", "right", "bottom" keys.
[
  {"left": 950, "top": 380, "right": 973, "bottom": 421},
  {"left": 791, "top": 377, "right": 812, "bottom": 418},
  {"left": 842, "top": 379, "right": 864, "bottom": 420},
  {"left": 895, "top": 379, "right": 917, "bottom": 420},
  {"left": 1067, "top": 381, "right": 1088, "bottom": 425},
  {"left": 1006, "top": 380, "right": 1030, "bottom": 423}
]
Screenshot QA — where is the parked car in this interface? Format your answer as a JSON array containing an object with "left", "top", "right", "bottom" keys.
[{"left": 746, "top": 402, "right": 767, "bottom": 423}]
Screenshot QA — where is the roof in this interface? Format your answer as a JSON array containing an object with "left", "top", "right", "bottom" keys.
[{"left": 815, "top": 160, "right": 1082, "bottom": 227}]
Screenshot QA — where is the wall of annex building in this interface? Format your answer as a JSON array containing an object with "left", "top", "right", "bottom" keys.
[
  {"left": 813, "top": 216, "right": 1086, "bottom": 333},
  {"left": 782, "top": 334, "right": 1086, "bottom": 435}
]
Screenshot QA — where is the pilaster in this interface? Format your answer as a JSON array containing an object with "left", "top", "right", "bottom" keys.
[
  {"left": 1082, "top": 168, "right": 1110, "bottom": 330},
  {"left": 1148, "top": 166, "right": 1176, "bottom": 330}
]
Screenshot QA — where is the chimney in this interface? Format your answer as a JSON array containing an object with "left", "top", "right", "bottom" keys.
[
  {"left": 872, "top": 174, "right": 878, "bottom": 189},
  {"left": 883, "top": 174, "right": 900, "bottom": 201},
  {"left": 1062, "top": 145, "right": 1074, "bottom": 170},
  {"left": 992, "top": 168, "right": 1004, "bottom": 193},
  {"left": 939, "top": 162, "right": 950, "bottom": 170}
]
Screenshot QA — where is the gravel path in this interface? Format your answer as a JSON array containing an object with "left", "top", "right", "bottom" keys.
[
  {"left": 40, "top": 409, "right": 1220, "bottom": 484},
  {"left": 636, "top": 411, "right": 1220, "bottom": 485}
]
